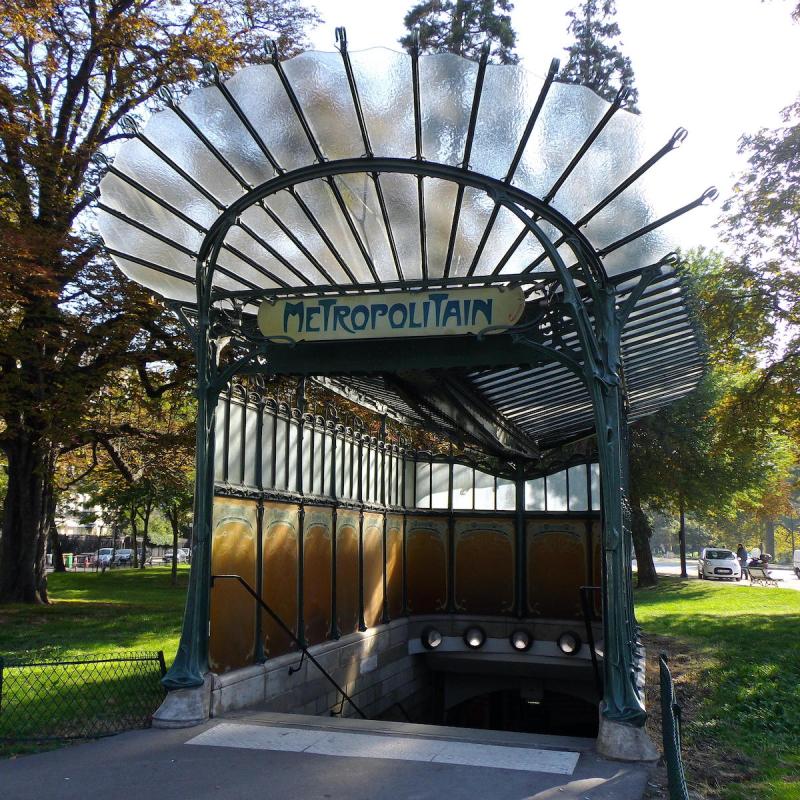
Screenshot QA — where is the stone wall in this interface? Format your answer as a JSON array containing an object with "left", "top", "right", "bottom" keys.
[{"left": 210, "top": 618, "right": 430, "bottom": 720}]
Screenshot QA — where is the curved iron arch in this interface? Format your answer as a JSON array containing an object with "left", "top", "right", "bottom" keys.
[{"left": 196, "top": 157, "right": 608, "bottom": 294}]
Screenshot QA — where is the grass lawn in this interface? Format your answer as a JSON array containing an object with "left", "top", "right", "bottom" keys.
[
  {"left": 635, "top": 577, "right": 800, "bottom": 800},
  {"left": 0, "top": 566, "right": 189, "bottom": 757},
  {"left": 0, "top": 566, "right": 189, "bottom": 662}
]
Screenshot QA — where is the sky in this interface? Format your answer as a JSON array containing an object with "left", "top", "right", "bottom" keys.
[{"left": 306, "top": 0, "right": 800, "bottom": 248}]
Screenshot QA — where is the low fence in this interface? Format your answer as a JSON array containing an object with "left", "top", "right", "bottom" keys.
[
  {"left": 659, "top": 653, "right": 689, "bottom": 800},
  {"left": 0, "top": 652, "right": 166, "bottom": 743}
]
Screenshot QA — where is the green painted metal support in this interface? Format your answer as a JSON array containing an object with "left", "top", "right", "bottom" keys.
[
  {"left": 161, "top": 156, "right": 656, "bottom": 733},
  {"left": 162, "top": 267, "right": 219, "bottom": 690}
]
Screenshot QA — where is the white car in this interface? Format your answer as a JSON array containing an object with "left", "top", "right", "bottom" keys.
[{"left": 698, "top": 547, "right": 741, "bottom": 581}]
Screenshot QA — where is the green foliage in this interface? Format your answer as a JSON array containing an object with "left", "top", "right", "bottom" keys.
[
  {"left": 558, "top": 0, "right": 639, "bottom": 111},
  {"left": 636, "top": 577, "right": 800, "bottom": 799},
  {"left": 0, "top": 0, "right": 320, "bottom": 602},
  {"left": 400, "top": 0, "right": 518, "bottom": 64},
  {"left": 630, "top": 250, "right": 798, "bottom": 531}
]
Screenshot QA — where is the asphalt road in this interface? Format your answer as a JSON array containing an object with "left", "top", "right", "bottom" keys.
[{"left": 641, "top": 557, "right": 800, "bottom": 591}]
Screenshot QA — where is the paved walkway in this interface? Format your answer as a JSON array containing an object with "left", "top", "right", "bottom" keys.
[{"left": 0, "top": 712, "right": 651, "bottom": 800}]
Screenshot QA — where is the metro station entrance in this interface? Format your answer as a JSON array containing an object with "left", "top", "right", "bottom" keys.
[{"left": 97, "top": 32, "right": 708, "bottom": 760}]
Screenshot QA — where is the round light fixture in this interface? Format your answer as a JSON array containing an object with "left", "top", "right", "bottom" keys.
[
  {"left": 510, "top": 629, "right": 533, "bottom": 652},
  {"left": 463, "top": 626, "right": 486, "bottom": 649},
  {"left": 420, "top": 627, "right": 443, "bottom": 650},
  {"left": 557, "top": 631, "right": 582, "bottom": 656}
]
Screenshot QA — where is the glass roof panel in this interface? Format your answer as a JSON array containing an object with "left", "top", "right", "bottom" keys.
[{"left": 99, "top": 47, "right": 706, "bottom": 297}]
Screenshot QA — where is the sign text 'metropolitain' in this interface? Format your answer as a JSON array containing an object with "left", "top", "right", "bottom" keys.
[{"left": 257, "top": 286, "right": 525, "bottom": 343}]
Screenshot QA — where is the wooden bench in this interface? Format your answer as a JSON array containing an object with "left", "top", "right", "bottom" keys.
[{"left": 748, "top": 565, "right": 780, "bottom": 587}]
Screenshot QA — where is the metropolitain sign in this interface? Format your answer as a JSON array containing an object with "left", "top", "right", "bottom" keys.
[{"left": 257, "top": 286, "right": 525, "bottom": 343}]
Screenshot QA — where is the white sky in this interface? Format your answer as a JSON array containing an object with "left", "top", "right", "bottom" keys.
[{"left": 307, "top": 0, "right": 800, "bottom": 248}]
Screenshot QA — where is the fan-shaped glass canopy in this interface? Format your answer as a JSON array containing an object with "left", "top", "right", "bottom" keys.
[{"left": 96, "top": 45, "right": 708, "bottom": 452}]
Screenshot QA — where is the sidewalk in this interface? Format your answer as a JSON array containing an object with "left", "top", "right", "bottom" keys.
[{"left": 0, "top": 711, "right": 651, "bottom": 800}]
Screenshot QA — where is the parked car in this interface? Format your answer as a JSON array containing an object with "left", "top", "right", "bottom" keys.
[
  {"left": 698, "top": 547, "right": 741, "bottom": 581},
  {"left": 112, "top": 548, "right": 133, "bottom": 566},
  {"left": 96, "top": 548, "right": 114, "bottom": 567},
  {"left": 793, "top": 549, "right": 800, "bottom": 579},
  {"left": 161, "top": 547, "right": 191, "bottom": 564}
]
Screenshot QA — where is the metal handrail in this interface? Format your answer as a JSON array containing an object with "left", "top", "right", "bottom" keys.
[
  {"left": 210, "top": 574, "right": 366, "bottom": 718},
  {"left": 659, "top": 653, "right": 689, "bottom": 800}
]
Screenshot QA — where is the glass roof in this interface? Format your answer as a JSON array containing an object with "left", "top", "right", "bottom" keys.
[
  {"left": 96, "top": 48, "right": 711, "bottom": 303},
  {"left": 95, "top": 46, "right": 707, "bottom": 451}
]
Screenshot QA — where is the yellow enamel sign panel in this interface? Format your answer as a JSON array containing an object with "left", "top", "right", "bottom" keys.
[{"left": 257, "top": 286, "right": 525, "bottom": 343}]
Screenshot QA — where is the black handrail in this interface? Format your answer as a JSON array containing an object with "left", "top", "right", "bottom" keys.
[
  {"left": 211, "top": 574, "right": 366, "bottom": 719},
  {"left": 579, "top": 585, "right": 602, "bottom": 697}
]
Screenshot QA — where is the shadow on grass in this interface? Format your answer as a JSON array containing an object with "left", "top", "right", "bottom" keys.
[{"left": 636, "top": 577, "right": 800, "bottom": 799}]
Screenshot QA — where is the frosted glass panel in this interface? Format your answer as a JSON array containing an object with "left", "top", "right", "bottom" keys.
[
  {"left": 363, "top": 445, "right": 372, "bottom": 502},
  {"left": 496, "top": 478, "right": 515, "bottom": 511},
  {"left": 546, "top": 470, "right": 568, "bottom": 512},
  {"left": 591, "top": 463, "right": 601, "bottom": 511},
  {"left": 452, "top": 464, "right": 473, "bottom": 510},
  {"left": 324, "top": 433, "right": 334, "bottom": 497},
  {"left": 404, "top": 459, "right": 416, "bottom": 507},
  {"left": 302, "top": 427, "right": 312, "bottom": 494},
  {"left": 431, "top": 463, "right": 450, "bottom": 510},
  {"left": 275, "top": 417, "right": 287, "bottom": 489},
  {"left": 227, "top": 403, "right": 244, "bottom": 484},
  {"left": 525, "top": 478, "right": 545, "bottom": 511},
  {"left": 336, "top": 436, "right": 346, "bottom": 498},
  {"left": 214, "top": 402, "right": 226, "bottom": 482},
  {"left": 568, "top": 465, "right": 589, "bottom": 511},
  {"left": 312, "top": 431, "right": 324, "bottom": 495},
  {"left": 341, "top": 440, "right": 353, "bottom": 499},
  {"left": 474, "top": 469, "right": 495, "bottom": 511},
  {"left": 287, "top": 423, "right": 299, "bottom": 492},
  {"left": 416, "top": 461, "right": 431, "bottom": 509},
  {"left": 244, "top": 407, "right": 259, "bottom": 487},
  {"left": 261, "top": 412, "right": 275, "bottom": 489},
  {"left": 100, "top": 48, "right": 701, "bottom": 302}
]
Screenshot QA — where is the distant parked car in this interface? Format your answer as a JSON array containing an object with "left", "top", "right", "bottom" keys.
[
  {"left": 162, "top": 548, "right": 191, "bottom": 564},
  {"left": 96, "top": 548, "right": 114, "bottom": 567},
  {"left": 112, "top": 548, "right": 133, "bottom": 566},
  {"left": 698, "top": 547, "right": 741, "bottom": 581}
]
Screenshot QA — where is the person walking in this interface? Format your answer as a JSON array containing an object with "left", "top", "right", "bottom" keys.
[{"left": 737, "top": 543, "right": 748, "bottom": 581}]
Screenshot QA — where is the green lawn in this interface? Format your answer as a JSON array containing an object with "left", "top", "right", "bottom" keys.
[
  {"left": 0, "top": 566, "right": 189, "bottom": 662},
  {"left": 0, "top": 567, "right": 189, "bottom": 756},
  {"left": 635, "top": 577, "right": 800, "bottom": 800}
]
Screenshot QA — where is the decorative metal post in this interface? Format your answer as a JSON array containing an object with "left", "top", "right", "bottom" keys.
[
  {"left": 162, "top": 266, "right": 219, "bottom": 690},
  {"left": 587, "top": 284, "right": 646, "bottom": 726}
]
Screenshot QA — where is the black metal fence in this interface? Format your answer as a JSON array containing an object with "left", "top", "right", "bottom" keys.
[
  {"left": 0, "top": 652, "right": 166, "bottom": 743},
  {"left": 659, "top": 653, "right": 689, "bottom": 800}
]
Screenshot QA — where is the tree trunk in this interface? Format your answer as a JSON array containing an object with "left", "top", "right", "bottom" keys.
[
  {"left": 49, "top": 520, "right": 66, "bottom": 572},
  {"left": 139, "top": 500, "right": 152, "bottom": 569},
  {"left": 0, "top": 434, "right": 51, "bottom": 603},
  {"left": 169, "top": 506, "right": 179, "bottom": 587},
  {"left": 129, "top": 504, "right": 139, "bottom": 568},
  {"left": 764, "top": 518, "right": 776, "bottom": 558},
  {"left": 630, "top": 494, "right": 658, "bottom": 587},
  {"left": 678, "top": 496, "right": 688, "bottom": 578}
]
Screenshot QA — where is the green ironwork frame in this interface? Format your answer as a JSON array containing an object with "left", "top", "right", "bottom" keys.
[{"left": 164, "top": 155, "right": 666, "bottom": 730}]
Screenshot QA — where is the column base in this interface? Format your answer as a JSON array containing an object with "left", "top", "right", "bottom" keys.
[
  {"left": 597, "top": 713, "right": 659, "bottom": 762},
  {"left": 152, "top": 673, "right": 213, "bottom": 729}
]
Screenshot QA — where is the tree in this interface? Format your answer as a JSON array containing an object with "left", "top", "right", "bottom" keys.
[
  {"left": 558, "top": 0, "right": 639, "bottom": 111},
  {"left": 0, "top": 0, "right": 321, "bottom": 603},
  {"left": 626, "top": 249, "right": 798, "bottom": 585},
  {"left": 400, "top": 0, "right": 518, "bottom": 64}
]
